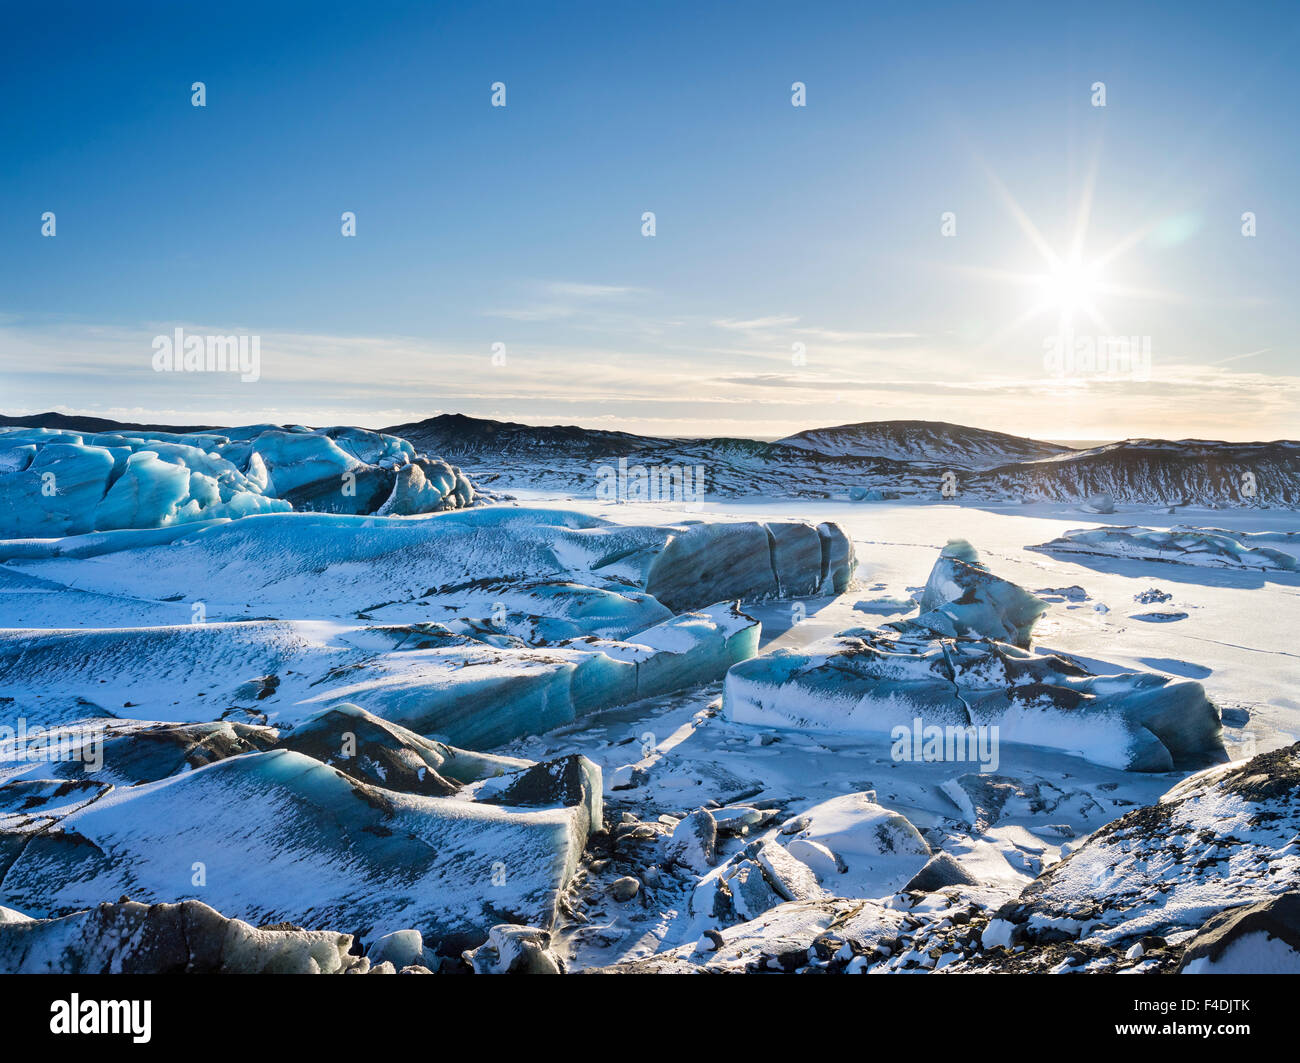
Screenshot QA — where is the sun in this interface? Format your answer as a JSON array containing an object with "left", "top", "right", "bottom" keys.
[
  {"left": 1035, "top": 257, "right": 1102, "bottom": 318},
  {"left": 949, "top": 159, "right": 1182, "bottom": 355}
]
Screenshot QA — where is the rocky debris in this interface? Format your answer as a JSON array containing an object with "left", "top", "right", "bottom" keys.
[
  {"left": 665, "top": 809, "right": 717, "bottom": 873},
  {"left": 591, "top": 745, "right": 1300, "bottom": 975},
  {"left": 610, "top": 876, "right": 641, "bottom": 902},
  {"left": 0, "top": 899, "right": 364, "bottom": 974},
  {"left": 1178, "top": 892, "right": 1300, "bottom": 973},
  {"left": 904, "top": 853, "right": 979, "bottom": 893},
  {"left": 480, "top": 752, "right": 603, "bottom": 833},
  {"left": 1134, "top": 588, "right": 1172, "bottom": 604},
  {"left": 463, "top": 924, "right": 563, "bottom": 974},
  {"left": 946, "top": 744, "right": 1300, "bottom": 972},
  {"left": 590, "top": 896, "right": 922, "bottom": 973}
]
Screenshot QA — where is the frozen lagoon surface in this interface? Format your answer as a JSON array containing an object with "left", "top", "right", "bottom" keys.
[
  {"left": 510, "top": 491, "right": 1300, "bottom": 754},
  {"left": 2, "top": 487, "right": 1298, "bottom": 973},
  {"left": 448, "top": 492, "right": 1300, "bottom": 969}
]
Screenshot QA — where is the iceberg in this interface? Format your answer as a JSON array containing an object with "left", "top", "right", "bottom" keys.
[
  {"left": 1029, "top": 525, "right": 1300, "bottom": 572},
  {"left": 723, "top": 541, "right": 1226, "bottom": 772},
  {"left": 725, "top": 629, "right": 1224, "bottom": 772},
  {"left": 889, "top": 539, "right": 1046, "bottom": 648}
]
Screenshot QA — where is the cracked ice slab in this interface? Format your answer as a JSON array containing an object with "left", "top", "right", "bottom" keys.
[
  {"left": 0, "top": 747, "right": 589, "bottom": 941},
  {"left": 0, "top": 507, "right": 853, "bottom": 629},
  {"left": 1028, "top": 525, "right": 1300, "bottom": 572},
  {"left": 722, "top": 541, "right": 1226, "bottom": 772},
  {"left": 724, "top": 629, "right": 1225, "bottom": 773},
  {"left": 0, "top": 603, "right": 760, "bottom": 746}
]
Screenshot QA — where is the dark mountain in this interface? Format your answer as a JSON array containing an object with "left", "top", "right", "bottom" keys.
[
  {"left": 964, "top": 438, "right": 1300, "bottom": 507},
  {"left": 0, "top": 411, "right": 219, "bottom": 434},
  {"left": 383, "top": 413, "right": 921, "bottom": 498},
  {"left": 776, "top": 419, "right": 1071, "bottom": 469}
]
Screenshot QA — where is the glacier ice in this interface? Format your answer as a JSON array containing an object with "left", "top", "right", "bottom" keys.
[
  {"left": 0, "top": 507, "right": 852, "bottom": 630},
  {"left": 1029, "top": 524, "right": 1300, "bottom": 572},
  {"left": 0, "top": 898, "right": 366, "bottom": 974},
  {"left": 725, "top": 628, "right": 1224, "bottom": 772},
  {"left": 724, "top": 542, "right": 1226, "bottom": 772},
  {"left": 889, "top": 539, "right": 1046, "bottom": 647},
  {"left": 0, "top": 738, "right": 598, "bottom": 941},
  {"left": 0, "top": 506, "right": 845, "bottom": 748},
  {"left": 462, "top": 923, "right": 563, "bottom": 974},
  {"left": 0, "top": 424, "right": 474, "bottom": 537}
]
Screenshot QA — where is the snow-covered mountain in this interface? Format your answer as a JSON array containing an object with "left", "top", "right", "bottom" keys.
[
  {"left": 387, "top": 413, "right": 1299, "bottom": 508},
  {"left": 965, "top": 438, "right": 1300, "bottom": 507}
]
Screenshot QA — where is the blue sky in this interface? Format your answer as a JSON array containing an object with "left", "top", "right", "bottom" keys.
[{"left": 2, "top": 0, "right": 1297, "bottom": 439}]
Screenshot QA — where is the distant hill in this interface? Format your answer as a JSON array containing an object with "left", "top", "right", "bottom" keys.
[
  {"left": 966, "top": 438, "right": 1300, "bottom": 507},
  {"left": 0, "top": 411, "right": 219, "bottom": 434},
  {"left": 776, "top": 419, "right": 1071, "bottom": 469}
]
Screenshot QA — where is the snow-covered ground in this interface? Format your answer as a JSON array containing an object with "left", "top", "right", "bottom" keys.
[
  {"left": 448, "top": 491, "right": 1300, "bottom": 970},
  {"left": 2, "top": 482, "right": 1297, "bottom": 973}
]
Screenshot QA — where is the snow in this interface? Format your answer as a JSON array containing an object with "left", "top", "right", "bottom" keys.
[
  {"left": 776, "top": 792, "right": 932, "bottom": 896},
  {"left": 2, "top": 469, "right": 1298, "bottom": 972},
  {"left": 0, "top": 748, "right": 591, "bottom": 940},
  {"left": 1180, "top": 932, "right": 1300, "bottom": 974}
]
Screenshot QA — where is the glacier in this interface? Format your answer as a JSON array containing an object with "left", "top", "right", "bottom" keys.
[
  {"left": 0, "top": 505, "right": 847, "bottom": 746},
  {"left": 0, "top": 704, "right": 600, "bottom": 941},
  {"left": 0, "top": 424, "right": 475, "bottom": 537}
]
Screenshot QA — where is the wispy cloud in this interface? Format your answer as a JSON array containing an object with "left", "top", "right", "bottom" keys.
[
  {"left": 712, "top": 315, "right": 801, "bottom": 331},
  {"left": 2, "top": 317, "right": 1296, "bottom": 442}
]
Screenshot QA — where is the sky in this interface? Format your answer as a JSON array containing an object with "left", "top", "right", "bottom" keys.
[{"left": 1, "top": 0, "right": 1298, "bottom": 441}]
